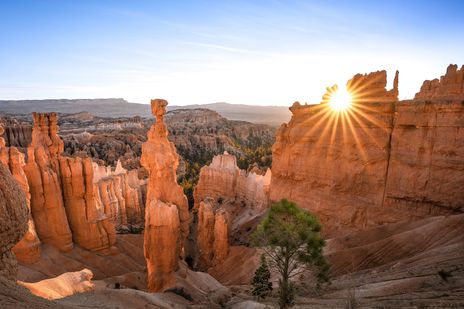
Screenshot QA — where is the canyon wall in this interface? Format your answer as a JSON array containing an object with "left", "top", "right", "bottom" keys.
[
  {"left": 270, "top": 65, "right": 464, "bottom": 235},
  {"left": 141, "top": 99, "right": 190, "bottom": 292}
]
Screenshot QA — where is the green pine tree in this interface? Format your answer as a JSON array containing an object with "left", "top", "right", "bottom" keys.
[{"left": 251, "top": 254, "right": 273, "bottom": 299}]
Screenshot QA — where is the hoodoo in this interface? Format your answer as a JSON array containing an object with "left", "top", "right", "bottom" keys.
[
  {"left": 23, "top": 113, "right": 73, "bottom": 251},
  {"left": 141, "top": 99, "right": 190, "bottom": 292}
]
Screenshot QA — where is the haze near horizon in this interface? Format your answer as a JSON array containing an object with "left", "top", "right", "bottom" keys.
[{"left": 1, "top": 0, "right": 463, "bottom": 106}]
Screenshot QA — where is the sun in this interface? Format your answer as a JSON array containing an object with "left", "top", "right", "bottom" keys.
[{"left": 329, "top": 87, "right": 352, "bottom": 111}]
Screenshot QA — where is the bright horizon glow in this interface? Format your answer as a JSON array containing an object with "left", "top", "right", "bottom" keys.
[
  {"left": 0, "top": 1, "right": 463, "bottom": 106},
  {"left": 329, "top": 88, "right": 352, "bottom": 111}
]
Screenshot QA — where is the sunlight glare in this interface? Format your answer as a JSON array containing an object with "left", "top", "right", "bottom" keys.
[{"left": 329, "top": 87, "right": 352, "bottom": 111}]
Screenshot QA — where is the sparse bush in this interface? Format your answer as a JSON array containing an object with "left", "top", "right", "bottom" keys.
[{"left": 251, "top": 254, "right": 273, "bottom": 299}]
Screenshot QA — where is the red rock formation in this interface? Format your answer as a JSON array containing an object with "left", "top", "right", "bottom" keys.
[
  {"left": 59, "top": 156, "right": 116, "bottom": 251},
  {"left": 1, "top": 119, "right": 32, "bottom": 149},
  {"left": 0, "top": 163, "right": 28, "bottom": 280},
  {"left": 93, "top": 160, "right": 145, "bottom": 230},
  {"left": 271, "top": 66, "right": 464, "bottom": 235},
  {"left": 141, "top": 99, "right": 190, "bottom": 292},
  {"left": 195, "top": 153, "right": 271, "bottom": 211},
  {"left": 195, "top": 200, "right": 229, "bottom": 270},
  {"left": 383, "top": 99, "right": 464, "bottom": 217},
  {"left": 415, "top": 64, "right": 464, "bottom": 100},
  {"left": 23, "top": 113, "right": 73, "bottom": 251},
  {"left": 144, "top": 200, "right": 180, "bottom": 292},
  {"left": 0, "top": 125, "right": 41, "bottom": 263},
  {"left": 194, "top": 153, "right": 271, "bottom": 244}
]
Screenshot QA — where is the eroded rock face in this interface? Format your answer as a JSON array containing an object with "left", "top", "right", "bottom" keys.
[
  {"left": 59, "top": 156, "right": 116, "bottom": 251},
  {"left": 0, "top": 163, "right": 28, "bottom": 281},
  {"left": 0, "top": 125, "right": 41, "bottom": 264},
  {"left": 93, "top": 161, "right": 145, "bottom": 231},
  {"left": 0, "top": 118, "right": 32, "bottom": 149},
  {"left": 144, "top": 200, "right": 180, "bottom": 292},
  {"left": 194, "top": 200, "right": 229, "bottom": 270},
  {"left": 194, "top": 153, "right": 271, "bottom": 244},
  {"left": 270, "top": 65, "right": 464, "bottom": 235},
  {"left": 23, "top": 113, "right": 73, "bottom": 251},
  {"left": 415, "top": 64, "right": 464, "bottom": 100},
  {"left": 195, "top": 153, "right": 271, "bottom": 211},
  {"left": 141, "top": 99, "right": 190, "bottom": 292}
]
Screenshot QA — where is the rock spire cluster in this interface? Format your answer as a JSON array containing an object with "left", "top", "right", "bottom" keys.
[{"left": 0, "top": 113, "right": 146, "bottom": 261}]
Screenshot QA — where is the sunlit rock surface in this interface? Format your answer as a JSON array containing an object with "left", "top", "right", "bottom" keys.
[
  {"left": 24, "top": 113, "right": 74, "bottom": 251},
  {"left": 415, "top": 64, "right": 464, "bottom": 100},
  {"left": 271, "top": 66, "right": 464, "bottom": 235},
  {"left": 141, "top": 99, "right": 190, "bottom": 292}
]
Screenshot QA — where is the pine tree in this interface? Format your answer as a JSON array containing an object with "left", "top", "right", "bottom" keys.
[
  {"left": 251, "top": 199, "right": 330, "bottom": 308},
  {"left": 251, "top": 254, "right": 273, "bottom": 299}
]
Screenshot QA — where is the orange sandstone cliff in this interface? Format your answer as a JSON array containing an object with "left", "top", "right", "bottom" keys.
[
  {"left": 270, "top": 66, "right": 464, "bottom": 235},
  {"left": 141, "top": 99, "right": 190, "bottom": 292},
  {"left": 23, "top": 113, "right": 74, "bottom": 251}
]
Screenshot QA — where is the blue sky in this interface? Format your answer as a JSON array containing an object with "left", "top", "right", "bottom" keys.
[{"left": 1, "top": 0, "right": 463, "bottom": 106}]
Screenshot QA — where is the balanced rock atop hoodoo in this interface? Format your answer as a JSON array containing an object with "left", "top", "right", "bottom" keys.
[
  {"left": 24, "top": 113, "right": 73, "bottom": 252},
  {"left": 415, "top": 64, "right": 464, "bottom": 100},
  {"left": 141, "top": 99, "right": 190, "bottom": 292},
  {"left": 271, "top": 66, "right": 464, "bottom": 236}
]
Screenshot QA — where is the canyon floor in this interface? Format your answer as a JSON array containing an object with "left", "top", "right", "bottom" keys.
[{"left": 7, "top": 213, "right": 462, "bottom": 308}]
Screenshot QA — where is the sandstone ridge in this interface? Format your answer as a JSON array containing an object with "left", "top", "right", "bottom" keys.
[{"left": 271, "top": 65, "right": 464, "bottom": 235}]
